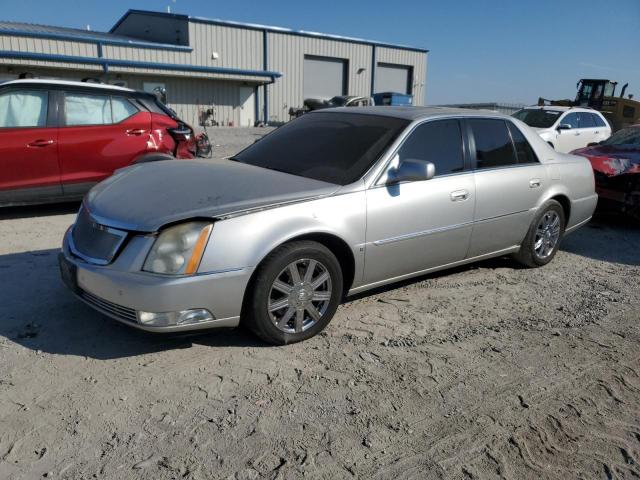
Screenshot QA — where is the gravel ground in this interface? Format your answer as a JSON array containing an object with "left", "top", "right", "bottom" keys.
[{"left": 0, "top": 128, "right": 639, "bottom": 480}]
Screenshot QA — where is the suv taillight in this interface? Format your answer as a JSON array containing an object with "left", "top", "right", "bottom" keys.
[{"left": 168, "top": 123, "right": 193, "bottom": 142}]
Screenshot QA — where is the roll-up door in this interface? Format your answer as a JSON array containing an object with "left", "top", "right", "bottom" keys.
[
  {"left": 376, "top": 63, "right": 412, "bottom": 94},
  {"left": 303, "top": 55, "right": 347, "bottom": 99}
]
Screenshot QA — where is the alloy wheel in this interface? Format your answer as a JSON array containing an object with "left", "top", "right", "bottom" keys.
[
  {"left": 534, "top": 210, "right": 561, "bottom": 259},
  {"left": 268, "top": 258, "right": 332, "bottom": 333}
]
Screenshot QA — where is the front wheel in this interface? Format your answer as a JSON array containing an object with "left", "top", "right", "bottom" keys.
[
  {"left": 513, "top": 200, "right": 565, "bottom": 268},
  {"left": 244, "top": 241, "right": 343, "bottom": 345}
]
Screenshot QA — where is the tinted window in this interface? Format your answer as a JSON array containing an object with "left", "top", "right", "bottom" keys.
[
  {"left": 579, "top": 113, "right": 596, "bottom": 128},
  {"left": 397, "top": 120, "right": 464, "bottom": 176},
  {"left": 512, "top": 109, "right": 561, "bottom": 128},
  {"left": 233, "top": 112, "right": 409, "bottom": 185},
  {"left": 0, "top": 90, "right": 48, "bottom": 128},
  {"left": 592, "top": 114, "right": 607, "bottom": 127},
  {"left": 112, "top": 97, "right": 139, "bottom": 122},
  {"left": 468, "top": 119, "right": 517, "bottom": 169},
  {"left": 65, "top": 93, "right": 112, "bottom": 126},
  {"left": 561, "top": 113, "right": 580, "bottom": 129},
  {"left": 507, "top": 123, "right": 539, "bottom": 164}
]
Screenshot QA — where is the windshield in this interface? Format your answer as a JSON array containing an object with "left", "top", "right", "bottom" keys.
[
  {"left": 233, "top": 112, "right": 409, "bottom": 185},
  {"left": 602, "top": 127, "right": 640, "bottom": 147},
  {"left": 512, "top": 109, "right": 562, "bottom": 128}
]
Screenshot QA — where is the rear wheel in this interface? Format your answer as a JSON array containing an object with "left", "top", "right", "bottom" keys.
[
  {"left": 513, "top": 200, "right": 565, "bottom": 267},
  {"left": 244, "top": 241, "right": 343, "bottom": 345}
]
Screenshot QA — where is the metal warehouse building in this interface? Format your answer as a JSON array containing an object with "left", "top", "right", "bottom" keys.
[{"left": 0, "top": 10, "right": 427, "bottom": 127}]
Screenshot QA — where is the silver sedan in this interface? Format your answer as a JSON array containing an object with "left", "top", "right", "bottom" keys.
[{"left": 59, "top": 107, "right": 597, "bottom": 344}]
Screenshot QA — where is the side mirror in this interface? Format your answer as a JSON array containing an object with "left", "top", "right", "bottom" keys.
[
  {"left": 387, "top": 158, "right": 435, "bottom": 184},
  {"left": 557, "top": 123, "right": 572, "bottom": 131}
]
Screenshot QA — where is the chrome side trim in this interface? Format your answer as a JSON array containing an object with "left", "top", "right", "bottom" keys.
[
  {"left": 373, "top": 221, "right": 473, "bottom": 246},
  {"left": 371, "top": 210, "right": 530, "bottom": 246},
  {"left": 564, "top": 215, "right": 592, "bottom": 235},
  {"left": 349, "top": 245, "right": 520, "bottom": 295}
]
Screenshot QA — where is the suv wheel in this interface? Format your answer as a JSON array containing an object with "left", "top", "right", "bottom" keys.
[{"left": 244, "top": 241, "right": 343, "bottom": 345}]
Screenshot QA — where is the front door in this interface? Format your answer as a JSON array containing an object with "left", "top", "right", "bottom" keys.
[
  {"left": 555, "top": 112, "right": 583, "bottom": 153},
  {"left": 239, "top": 87, "right": 255, "bottom": 127},
  {"left": 57, "top": 91, "right": 152, "bottom": 196},
  {"left": 0, "top": 88, "right": 61, "bottom": 204},
  {"left": 364, "top": 119, "right": 475, "bottom": 286}
]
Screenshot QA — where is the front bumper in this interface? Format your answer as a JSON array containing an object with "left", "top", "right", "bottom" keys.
[{"left": 60, "top": 229, "right": 252, "bottom": 332}]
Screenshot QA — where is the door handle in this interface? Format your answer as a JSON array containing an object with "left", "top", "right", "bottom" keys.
[
  {"left": 125, "top": 129, "right": 146, "bottom": 136},
  {"left": 27, "top": 139, "right": 55, "bottom": 147},
  {"left": 529, "top": 179, "right": 541, "bottom": 188},
  {"left": 595, "top": 131, "right": 599, "bottom": 134},
  {"left": 450, "top": 190, "right": 469, "bottom": 201}
]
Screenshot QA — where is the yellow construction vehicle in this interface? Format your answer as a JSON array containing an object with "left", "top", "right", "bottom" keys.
[{"left": 539, "top": 79, "right": 639, "bottom": 131}]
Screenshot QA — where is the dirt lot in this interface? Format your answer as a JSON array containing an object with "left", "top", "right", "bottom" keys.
[{"left": 1, "top": 128, "right": 639, "bottom": 480}]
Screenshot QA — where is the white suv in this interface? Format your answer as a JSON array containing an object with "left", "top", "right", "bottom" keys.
[{"left": 513, "top": 106, "right": 611, "bottom": 153}]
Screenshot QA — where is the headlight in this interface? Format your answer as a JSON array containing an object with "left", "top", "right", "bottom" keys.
[{"left": 143, "top": 221, "right": 213, "bottom": 275}]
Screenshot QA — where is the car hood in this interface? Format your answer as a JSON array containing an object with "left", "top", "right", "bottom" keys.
[
  {"left": 85, "top": 159, "right": 340, "bottom": 232},
  {"left": 572, "top": 145, "right": 640, "bottom": 177}
]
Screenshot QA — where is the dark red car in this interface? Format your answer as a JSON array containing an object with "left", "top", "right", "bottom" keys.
[
  {"left": 0, "top": 79, "right": 208, "bottom": 207},
  {"left": 572, "top": 125, "right": 640, "bottom": 218}
]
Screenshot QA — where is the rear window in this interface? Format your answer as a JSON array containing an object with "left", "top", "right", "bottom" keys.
[
  {"left": 592, "top": 114, "right": 607, "bottom": 127},
  {"left": 64, "top": 93, "right": 139, "bottom": 126},
  {"left": 512, "top": 109, "right": 561, "bottom": 128},
  {"left": 507, "top": 122, "right": 539, "bottom": 164},
  {"left": 233, "top": 112, "right": 409, "bottom": 185},
  {"left": 579, "top": 113, "right": 596, "bottom": 128},
  {"left": 602, "top": 127, "right": 640, "bottom": 146},
  {"left": 468, "top": 119, "right": 518, "bottom": 169}
]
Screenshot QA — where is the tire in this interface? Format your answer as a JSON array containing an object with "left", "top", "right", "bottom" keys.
[
  {"left": 244, "top": 241, "right": 343, "bottom": 345},
  {"left": 513, "top": 199, "right": 566, "bottom": 268}
]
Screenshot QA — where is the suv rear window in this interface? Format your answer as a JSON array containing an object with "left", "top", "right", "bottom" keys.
[
  {"left": 64, "top": 93, "right": 139, "bottom": 126},
  {"left": 579, "top": 113, "right": 596, "bottom": 128}
]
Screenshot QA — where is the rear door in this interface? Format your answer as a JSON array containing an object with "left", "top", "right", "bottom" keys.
[
  {"left": 0, "top": 87, "right": 61, "bottom": 204},
  {"left": 590, "top": 113, "right": 611, "bottom": 143},
  {"left": 57, "top": 90, "right": 152, "bottom": 196},
  {"left": 577, "top": 111, "right": 600, "bottom": 147},
  {"left": 467, "top": 118, "right": 547, "bottom": 257}
]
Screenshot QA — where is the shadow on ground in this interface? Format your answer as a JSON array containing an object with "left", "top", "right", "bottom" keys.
[
  {"left": 1, "top": 213, "right": 638, "bottom": 359},
  {"left": 0, "top": 201, "right": 81, "bottom": 220}
]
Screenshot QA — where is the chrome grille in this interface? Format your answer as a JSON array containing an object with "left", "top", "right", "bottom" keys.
[
  {"left": 80, "top": 289, "right": 138, "bottom": 324},
  {"left": 71, "top": 206, "right": 127, "bottom": 265}
]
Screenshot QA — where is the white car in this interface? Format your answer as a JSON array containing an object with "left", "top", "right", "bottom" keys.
[{"left": 513, "top": 106, "right": 611, "bottom": 153}]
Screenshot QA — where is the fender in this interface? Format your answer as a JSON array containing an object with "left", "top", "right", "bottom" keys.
[{"left": 197, "top": 190, "right": 367, "bottom": 286}]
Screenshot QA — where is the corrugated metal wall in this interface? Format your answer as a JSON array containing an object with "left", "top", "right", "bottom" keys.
[
  {"left": 0, "top": 17, "right": 428, "bottom": 126},
  {"left": 124, "top": 75, "right": 249, "bottom": 127},
  {"left": 267, "top": 33, "right": 373, "bottom": 123}
]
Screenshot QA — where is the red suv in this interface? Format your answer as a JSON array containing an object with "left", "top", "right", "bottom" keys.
[{"left": 0, "top": 79, "right": 207, "bottom": 207}]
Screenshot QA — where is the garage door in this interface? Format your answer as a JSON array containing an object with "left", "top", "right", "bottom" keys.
[
  {"left": 376, "top": 63, "right": 412, "bottom": 94},
  {"left": 303, "top": 55, "right": 347, "bottom": 99}
]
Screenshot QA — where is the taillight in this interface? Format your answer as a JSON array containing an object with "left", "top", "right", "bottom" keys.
[{"left": 168, "top": 124, "right": 193, "bottom": 142}]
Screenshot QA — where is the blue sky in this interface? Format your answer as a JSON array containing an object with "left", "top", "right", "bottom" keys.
[{"left": 4, "top": 0, "right": 640, "bottom": 105}]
